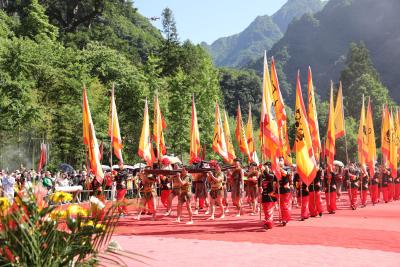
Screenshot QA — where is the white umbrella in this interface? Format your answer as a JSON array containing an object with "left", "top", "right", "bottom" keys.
[
  {"left": 161, "top": 155, "right": 182, "bottom": 164},
  {"left": 102, "top": 165, "right": 111, "bottom": 171},
  {"left": 132, "top": 163, "right": 146, "bottom": 169}
]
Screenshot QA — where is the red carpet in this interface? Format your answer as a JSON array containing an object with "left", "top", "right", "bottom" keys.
[{"left": 113, "top": 193, "right": 400, "bottom": 253}]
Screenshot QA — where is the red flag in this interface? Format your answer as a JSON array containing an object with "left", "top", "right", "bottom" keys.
[{"left": 38, "top": 142, "right": 47, "bottom": 173}]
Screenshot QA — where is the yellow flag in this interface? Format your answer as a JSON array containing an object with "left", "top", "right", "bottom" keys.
[
  {"left": 366, "top": 97, "right": 376, "bottom": 177},
  {"left": 270, "top": 57, "right": 291, "bottom": 164},
  {"left": 396, "top": 109, "right": 400, "bottom": 159},
  {"left": 381, "top": 104, "right": 390, "bottom": 165},
  {"left": 325, "top": 82, "right": 336, "bottom": 169},
  {"left": 212, "top": 101, "right": 230, "bottom": 162},
  {"left": 294, "top": 71, "right": 317, "bottom": 186},
  {"left": 307, "top": 67, "right": 321, "bottom": 162},
  {"left": 190, "top": 95, "right": 201, "bottom": 163},
  {"left": 82, "top": 86, "right": 104, "bottom": 183},
  {"left": 223, "top": 109, "right": 236, "bottom": 163},
  {"left": 334, "top": 81, "right": 346, "bottom": 139},
  {"left": 108, "top": 84, "right": 123, "bottom": 164},
  {"left": 358, "top": 96, "right": 368, "bottom": 167},
  {"left": 153, "top": 94, "right": 167, "bottom": 159},
  {"left": 138, "top": 99, "right": 156, "bottom": 166},
  {"left": 389, "top": 109, "right": 398, "bottom": 178},
  {"left": 235, "top": 103, "right": 250, "bottom": 161},
  {"left": 260, "top": 51, "right": 281, "bottom": 178},
  {"left": 246, "top": 104, "right": 257, "bottom": 163}
]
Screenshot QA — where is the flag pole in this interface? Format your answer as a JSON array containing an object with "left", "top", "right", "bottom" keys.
[{"left": 110, "top": 83, "right": 114, "bottom": 175}]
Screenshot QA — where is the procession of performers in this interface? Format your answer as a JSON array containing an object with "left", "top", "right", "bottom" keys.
[{"left": 103, "top": 157, "right": 400, "bottom": 230}]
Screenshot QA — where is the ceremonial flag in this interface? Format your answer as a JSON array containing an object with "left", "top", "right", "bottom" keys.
[
  {"left": 271, "top": 57, "right": 291, "bottom": 164},
  {"left": 38, "top": 142, "right": 47, "bottom": 173},
  {"left": 389, "top": 109, "right": 398, "bottom": 178},
  {"left": 212, "top": 101, "right": 230, "bottom": 162},
  {"left": 396, "top": 109, "right": 400, "bottom": 159},
  {"left": 334, "top": 81, "right": 346, "bottom": 139},
  {"left": 325, "top": 82, "right": 336, "bottom": 169},
  {"left": 235, "top": 103, "right": 250, "bottom": 161},
  {"left": 246, "top": 104, "right": 258, "bottom": 163},
  {"left": 138, "top": 99, "right": 156, "bottom": 166},
  {"left": 82, "top": 86, "right": 104, "bottom": 183},
  {"left": 260, "top": 51, "right": 281, "bottom": 178},
  {"left": 223, "top": 109, "right": 236, "bottom": 162},
  {"left": 190, "top": 95, "right": 201, "bottom": 163},
  {"left": 153, "top": 94, "right": 167, "bottom": 159},
  {"left": 366, "top": 97, "right": 376, "bottom": 178},
  {"left": 294, "top": 71, "right": 317, "bottom": 186},
  {"left": 307, "top": 67, "right": 321, "bottom": 162},
  {"left": 381, "top": 104, "right": 390, "bottom": 165},
  {"left": 358, "top": 96, "right": 368, "bottom": 168},
  {"left": 108, "top": 84, "right": 123, "bottom": 164}
]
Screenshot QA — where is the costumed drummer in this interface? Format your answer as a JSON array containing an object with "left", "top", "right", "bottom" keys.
[{"left": 259, "top": 163, "right": 277, "bottom": 230}]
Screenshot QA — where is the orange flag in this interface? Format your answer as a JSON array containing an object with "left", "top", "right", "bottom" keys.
[
  {"left": 38, "top": 142, "right": 47, "bottom": 173},
  {"left": 153, "top": 94, "right": 167, "bottom": 159},
  {"left": 246, "top": 104, "right": 258, "bottom": 163},
  {"left": 334, "top": 81, "right": 346, "bottom": 139},
  {"left": 260, "top": 52, "right": 281, "bottom": 178},
  {"left": 271, "top": 57, "right": 291, "bottom": 164},
  {"left": 307, "top": 67, "right": 321, "bottom": 162},
  {"left": 389, "top": 109, "right": 398, "bottom": 178},
  {"left": 212, "top": 101, "right": 230, "bottom": 162},
  {"left": 82, "top": 86, "right": 104, "bottom": 183},
  {"left": 325, "top": 82, "right": 336, "bottom": 169},
  {"left": 108, "top": 84, "right": 123, "bottom": 164},
  {"left": 223, "top": 109, "right": 236, "bottom": 162},
  {"left": 190, "top": 95, "right": 201, "bottom": 163},
  {"left": 396, "top": 109, "right": 400, "bottom": 159},
  {"left": 365, "top": 97, "right": 376, "bottom": 178},
  {"left": 138, "top": 99, "right": 156, "bottom": 166},
  {"left": 381, "top": 104, "right": 390, "bottom": 165},
  {"left": 235, "top": 103, "right": 250, "bottom": 161},
  {"left": 294, "top": 71, "right": 317, "bottom": 186},
  {"left": 358, "top": 96, "right": 368, "bottom": 168}
]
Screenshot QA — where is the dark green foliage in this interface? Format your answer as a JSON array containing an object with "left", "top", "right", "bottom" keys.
[{"left": 0, "top": 2, "right": 222, "bottom": 168}]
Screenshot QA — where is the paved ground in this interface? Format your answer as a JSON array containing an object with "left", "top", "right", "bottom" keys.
[{"left": 106, "top": 193, "right": 400, "bottom": 266}]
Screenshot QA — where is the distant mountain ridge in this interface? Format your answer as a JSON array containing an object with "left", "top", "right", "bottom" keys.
[{"left": 202, "top": 0, "right": 326, "bottom": 67}]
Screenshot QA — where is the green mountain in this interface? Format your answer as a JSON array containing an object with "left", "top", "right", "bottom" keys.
[
  {"left": 203, "top": 0, "right": 325, "bottom": 67},
  {"left": 247, "top": 0, "right": 400, "bottom": 104},
  {"left": 272, "top": 0, "right": 327, "bottom": 33}
]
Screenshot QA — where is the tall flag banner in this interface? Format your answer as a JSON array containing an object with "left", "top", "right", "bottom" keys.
[
  {"left": 153, "top": 94, "right": 167, "bottom": 159},
  {"left": 235, "top": 103, "right": 250, "bottom": 161},
  {"left": 389, "top": 109, "right": 398, "bottom": 178},
  {"left": 190, "top": 95, "right": 201, "bottom": 163},
  {"left": 246, "top": 104, "right": 258, "bottom": 163},
  {"left": 381, "top": 105, "right": 390, "bottom": 165},
  {"left": 325, "top": 82, "right": 336, "bottom": 169},
  {"left": 270, "top": 57, "right": 291, "bottom": 164},
  {"left": 138, "top": 99, "right": 156, "bottom": 166},
  {"left": 307, "top": 67, "right": 321, "bottom": 162},
  {"left": 38, "top": 142, "right": 47, "bottom": 173},
  {"left": 260, "top": 51, "right": 281, "bottom": 179},
  {"left": 108, "top": 84, "right": 123, "bottom": 164},
  {"left": 212, "top": 101, "right": 230, "bottom": 162},
  {"left": 366, "top": 98, "right": 376, "bottom": 178},
  {"left": 334, "top": 81, "right": 346, "bottom": 139},
  {"left": 396, "top": 109, "right": 400, "bottom": 159},
  {"left": 223, "top": 109, "right": 236, "bottom": 162},
  {"left": 294, "top": 71, "right": 317, "bottom": 186},
  {"left": 358, "top": 96, "right": 368, "bottom": 168},
  {"left": 82, "top": 86, "right": 104, "bottom": 183}
]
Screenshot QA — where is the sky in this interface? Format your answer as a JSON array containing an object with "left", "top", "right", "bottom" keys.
[{"left": 134, "top": 0, "right": 287, "bottom": 44}]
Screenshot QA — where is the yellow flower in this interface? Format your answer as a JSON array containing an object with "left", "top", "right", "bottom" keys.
[
  {"left": 80, "top": 220, "right": 94, "bottom": 228},
  {"left": 0, "top": 197, "right": 10, "bottom": 213},
  {"left": 51, "top": 192, "right": 73, "bottom": 203},
  {"left": 67, "top": 204, "right": 88, "bottom": 218},
  {"left": 50, "top": 209, "right": 67, "bottom": 220},
  {"left": 95, "top": 224, "right": 106, "bottom": 231}
]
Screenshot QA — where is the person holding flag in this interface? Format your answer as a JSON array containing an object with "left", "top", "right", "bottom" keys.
[
  {"left": 259, "top": 163, "right": 277, "bottom": 230},
  {"left": 230, "top": 159, "right": 244, "bottom": 217}
]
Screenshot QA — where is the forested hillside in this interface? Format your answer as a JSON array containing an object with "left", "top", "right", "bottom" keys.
[{"left": 0, "top": 0, "right": 221, "bottom": 169}]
